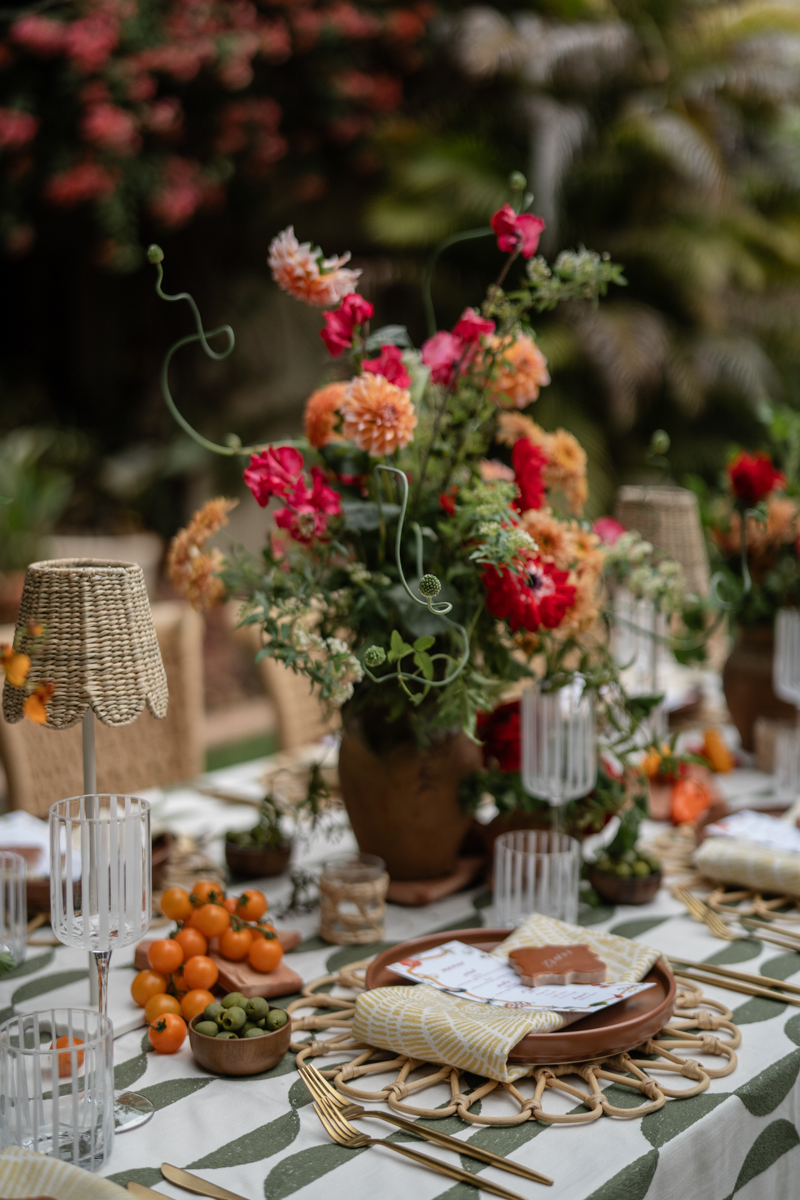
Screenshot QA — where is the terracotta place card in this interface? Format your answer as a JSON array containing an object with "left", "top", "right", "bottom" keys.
[{"left": 509, "top": 944, "right": 607, "bottom": 987}]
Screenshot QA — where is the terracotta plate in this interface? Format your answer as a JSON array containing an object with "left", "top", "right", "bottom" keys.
[{"left": 365, "top": 927, "right": 676, "bottom": 1065}]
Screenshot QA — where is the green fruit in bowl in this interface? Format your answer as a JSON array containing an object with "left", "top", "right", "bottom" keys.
[
  {"left": 245, "top": 1027, "right": 266, "bottom": 1038},
  {"left": 221, "top": 1005, "right": 246, "bottom": 1031},
  {"left": 222, "top": 992, "right": 247, "bottom": 1009},
  {"left": 204, "top": 1003, "right": 225, "bottom": 1025},
  {"left": 615, "top": 862, "right": 633, "bottom": 877},
  {"left": 195, "top": 1020, "right": 220, "bottom": 1038},
  {"left": 632, "top": 860, "right": 652, "bottom": 877},
  {"left": 215, "top": 1031, "right": 237, "bottom": 1040},
  {"left": 267, "top": 1009, "right": 288, "bottom": 1031},
  {"left": 245, "top": 997, "right": 269, "bottom": 1021}
]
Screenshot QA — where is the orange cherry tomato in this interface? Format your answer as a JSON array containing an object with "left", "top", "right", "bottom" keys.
[
  {"left": 174, "top": 926, "right": 208, "bottom": 960},
  {"left": 148, "top": 1013, "right": 187, "bottom": 1054},
  {"left": 168, "top": 966, "right": 189, "bottom": 998},
  {"left": 223, "top": 896, "right": 238, "bottom": 914},
  {"left": 219, "top": 926, "right": 253, "bottom": 961},
  {"left": 159, "top": 886, "right": 193, "bottom": 923},
  {"left": 671, "top": 778, "right": 712, "bottom": 825},
  {"left": 248, "top": 936, "right": 283, "bottom": 974},
  {"left": 190, "top": 879, "right": 225, "bottom": 906},
  {"left": 180, "top": 988, "right": 216, "bottom": 1023},
  {"left": 183, "top": 954, "right": 219, "bottom": 991},
  {"left": 236, "top": 889, "right": 268, "bottom": 921},
  {"left": 193, "top": 903, "right": 230, "bottom": 939},
  {"left": 148, "top": 938, "right": 184, "bottom": 975},
  {"left": 144, "top": 993, "right": 182, "bottom": 1024},
  {"left": 130, "top": 969, "right": 167, "bottom": 1008},
  {"left": 51, "top": 1036, "right": 84, "bottom": 1078}
]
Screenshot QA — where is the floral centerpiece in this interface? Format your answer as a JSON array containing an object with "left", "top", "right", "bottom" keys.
[{"left": 159, "top": 178, "right": 697, "bottom": 880}]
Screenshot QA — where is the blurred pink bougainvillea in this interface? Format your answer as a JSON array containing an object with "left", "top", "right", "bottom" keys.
[{"left": 0, "top": 0, "right": 434, "bottom": 267}]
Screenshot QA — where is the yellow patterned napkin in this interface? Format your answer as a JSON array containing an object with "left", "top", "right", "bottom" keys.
[
  {"left": 0, "top": 1146, "right": 127, "bottom": 1199},
  {"left": 695, "top": 837, "right": 800, "bottom": 897},
  {"left": 353, "top": 914, "right": 662, "bottom": 1083}
]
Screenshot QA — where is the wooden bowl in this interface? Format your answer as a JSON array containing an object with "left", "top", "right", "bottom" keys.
[
  {"left": 366, "top": 928, "right": 675, "bottom": 1065},
  {"left": 188, "top": 1012, "right": 291, "bottom": 1076},
  {"left": 587, "top": 867, "right": 662, "bottom": 906},
  {"left": 225, "top": 840, "right": 292, "bottom": 882}
]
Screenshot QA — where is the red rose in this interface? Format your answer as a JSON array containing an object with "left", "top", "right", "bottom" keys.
[
  {"left": 452, "top": 307, "right": 495, "bottom": 344},
  {"left": 490, "top": 204, "right": 546, "bottom": 259},
  {"left": 439, "top": 486, "right": 458, "bottom": 515},
  {"left": 512, "top": 438, "right": 547, "bottom": 512},
  {"left": 243, "top": 446, "right": 304, "bottom": 506},
  {"left": 482, "top": 556, "right": 576, "bottom": 632},
  {"left": 320, "top": 292, "right": 374, "bottom": 356},
  {"left": 728, "top": 451, "right": 784, "bottom": 506},
  {"left": 592, "top": 516, "right": 626, "bottom": 545},
  {"left": 476, "top": 700, "right": 520, "bottom": 772},
  {"left": 362, "top": 344, "right": 411, "bottom": 388}
]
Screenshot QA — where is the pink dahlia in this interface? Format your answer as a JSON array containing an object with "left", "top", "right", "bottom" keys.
[{"left": 268, "top": 226, "right": 360, "bottom": 308}]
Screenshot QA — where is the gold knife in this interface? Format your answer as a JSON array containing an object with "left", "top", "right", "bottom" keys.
[
  {"left": 127, "top": 1184, "right": 170, "bottom": 1199},
  {"left": 161, "top": 1162, "right": 249, "bottom": 1200}
]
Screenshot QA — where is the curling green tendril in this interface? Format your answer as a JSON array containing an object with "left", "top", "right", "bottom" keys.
[
  {"left": 362, "top": 465, "right": 470, "bottom": 693},
  {"left": 149, "top": 245, "right": 300, "bottom": 458}
]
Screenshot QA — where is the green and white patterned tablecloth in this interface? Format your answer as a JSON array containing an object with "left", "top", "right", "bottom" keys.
[{"left": 3, "top": 759, "right": 800, "bottom": 1200}]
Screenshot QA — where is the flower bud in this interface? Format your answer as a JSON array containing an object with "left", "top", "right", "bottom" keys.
[
  {"left": 147, "top": 244, "right": 164, "bottom": 264},
  {"left": 364, "top": 645, "right": 386, "bottom": 668},
  {"left": 419, "top": 573, "right": 442, "bottom": 598},
  {"left": 650, "top": 429, "right": 670, "bottom": 456},
  {"left": 509, "top": 171, "right": 527, "bottom": 192}
]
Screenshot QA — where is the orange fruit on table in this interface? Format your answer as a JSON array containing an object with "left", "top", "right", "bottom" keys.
[
  {"left": 174, "top": 926, "right": 207, "bottom": 960},
  {"left": 180, "top": 988, "right": 216, "bottom": 1023},
  {"left": 193, "top": 904, "right": 231, "bottom": 939},
  {"left": 130, "top": 969, "right": 168, "bottom": 1007},
  {"left": 236, "top": 889, "right": 268, "bottom": 921},
  {"left": 671, "top": 777, "right": 712, "bottom": 825},
  {"left": 51, "top": 1036, "right": 84, "bottom": 1078},
  {"left": 168, "top": 966, "right": 189, "bottom": 998},
  {"left": 219, "top": 926, "right": 253, "bottom": 961},
  {"left": 223, "top": 896, "right": 238, "bottom": 914},
  {"left": 190, "top": 879, "right": 225, "bottom": 906},
  {"left": 159, "top": 886, "right": 193, "bottom": 923},
  {"left": 183, "top": 954, "right": 219, "bottom": 991},
  {"left": 148, "top": 938, "right": 184, "bottom": 975},
  {"left": 148, "top": 1013, "right": 187, "bottom": 1054},
  {"left": 144, "top": 993, "right": 182, "bottom": 1024},
  {"left": 248, "top": 936, "right": 283, "bottom": 974}
]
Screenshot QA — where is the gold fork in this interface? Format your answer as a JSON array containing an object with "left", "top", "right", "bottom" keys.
[
  {"left": 298, "top": 1062, "right": 552, "bottom": 1187},
  {"left": 310, "top": 1098, "right": 529, "bottom": 1200},
  {"left": 674, "top": 887, "right": 746, "bottom": 942}
]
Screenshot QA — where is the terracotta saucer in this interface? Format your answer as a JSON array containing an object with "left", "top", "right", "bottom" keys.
[{"left": 365, "top": 927, "right": 675, "bottom": 1065}]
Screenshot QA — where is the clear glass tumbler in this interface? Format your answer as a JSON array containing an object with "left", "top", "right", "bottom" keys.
[
  {"left": 775, "top": 727, "right": 800, "bottom": 804},
  {"left": 49, "top": 794, "right": 153, "bottom": 1131},
  {"left": 0, "top": 1007, "right": 114, "bottom": 1170},
  {"left": 774, "top": 608, "right": 800, "bottom": 706},
  {"left": 0, "top": 850, "right": 27, "bottom": 967},
  {"left": 521, "top": 681, "right": 597, "bottom": 833},
  {"left": 318, "top": 852, "right": 388, "bottom": 945},
  {"left": 493, "top": 830, "right": 581, "bottom": 926}
]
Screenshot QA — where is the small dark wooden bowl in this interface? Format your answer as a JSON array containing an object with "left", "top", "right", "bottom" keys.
[
  {"left": 587, "top": 866, "right": 662, "bottom": 906},
  {"left": 189, "top": 1011, "right": 291, "bottom": 1076},
  {"left": 225, "top": 840, "right": 292, "bottom": 882}
]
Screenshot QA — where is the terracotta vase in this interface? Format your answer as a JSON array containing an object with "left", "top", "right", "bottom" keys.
[
  {"left": 337, "top": 721, "right": 481, "bottom": 881},
  {"left": 722, "top": 626, "right": 794, "bottom": 752}
]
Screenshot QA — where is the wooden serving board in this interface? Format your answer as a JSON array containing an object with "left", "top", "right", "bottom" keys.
[{"left": 365, "top": 927, "right": 676, "bottom": 1065}]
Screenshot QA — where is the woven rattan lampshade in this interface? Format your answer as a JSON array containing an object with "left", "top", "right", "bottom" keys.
[
  {"left": 2, "top": 559, "right": 168, "bottom": 729},
  {"left": 614, "top": 484, "right": 710, "bottom": 596}
]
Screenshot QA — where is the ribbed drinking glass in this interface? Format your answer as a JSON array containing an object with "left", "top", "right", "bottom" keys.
[
  {"left": 774, "top": 608, "right": 800, "bottom": 707},
  {"left": 0, "top": 1007, "right": 114, "bottom": 1170},
  {"left": 493, "top": 831, "right": 581, "bottom": 926},
  {"left": 49, "top": 795, "right": 153, "bottom": 1131},
  {"left": 521, "top": 681, "right": 597, "bottom": 833},
  {"left": 0, "top": 851, "right": 27, "bottom": 967}
]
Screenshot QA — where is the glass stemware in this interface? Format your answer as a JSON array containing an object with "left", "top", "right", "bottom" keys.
[
  {"left": 521, "top": 681, "right": 597, "bottom": 834},
  {"left": 0, "top": 851, "right": 27, "bottom": 967},
  {"left": 49, "top": 794, "right": 154, "bottom": 1131},
  {"left": 773, "top": 608, "right": 800, "bottom": 802}
]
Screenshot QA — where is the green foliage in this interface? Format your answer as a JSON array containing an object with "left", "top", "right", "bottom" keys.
[{"left": 0, "top": 429, "right": 72, "bottom": 571}]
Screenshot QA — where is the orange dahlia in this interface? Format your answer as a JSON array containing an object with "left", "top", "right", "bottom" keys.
[
  {"left": 167, "top": 496, "right": 239, "bottom": 611},
  {"left": 268, "top": 226, "right": 360, "bottom": 308},
  {"left": 304, "top": 382, "right": 348, "bottom": 450},
  {"left": 486, "top": 333, "right": 550, "bottom": 409},
  {"left": 340, "top": 374, "right": 417, "bottom": 457}
]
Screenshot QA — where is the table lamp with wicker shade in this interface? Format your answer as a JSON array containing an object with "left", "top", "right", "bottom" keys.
[{"left": 2, "top": 558, "right": 168, "bottom": 789}]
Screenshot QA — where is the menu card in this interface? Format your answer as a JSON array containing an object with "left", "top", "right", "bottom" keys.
[
  {"left": 386, "top": 940, "right": 655, "bottom": 1013},
  {"left": 704, "top": 809, "right": 800, "bottom": 854}
]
